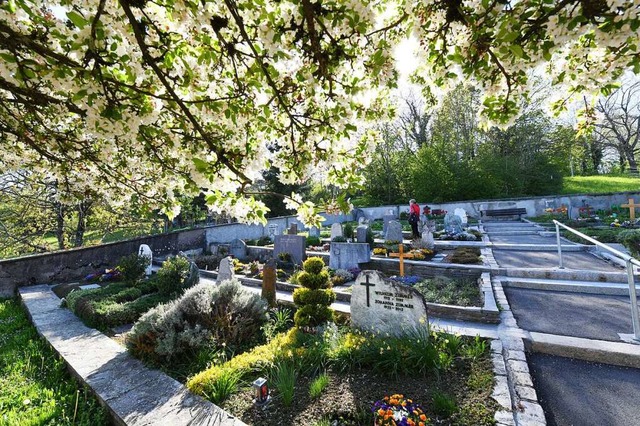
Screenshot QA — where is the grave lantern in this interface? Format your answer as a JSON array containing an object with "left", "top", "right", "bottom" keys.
[{"left": 252, "top": 377, "right": 269, "bottom": 406}]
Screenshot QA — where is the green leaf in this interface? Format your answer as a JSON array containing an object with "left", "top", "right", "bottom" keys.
[
  {"left": 509, "top": 45, "right": 524, "bottom": 58},
  {"left": 193, "top": 158, "right": 208, "bottom": 173},
  {"left": 503, "top": 32, "right": 519, "bottom": 43},
  {"left": 66, "top": 11, "right": 87, "bottom": 29}
]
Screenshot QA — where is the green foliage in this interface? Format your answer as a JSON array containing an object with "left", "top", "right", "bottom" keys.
[
  {"left": 462, "top": 335, "right": 488, "bottom": 361},
  {"left": 271, "top": 361, "right": 297, "bottom": 407},
  {"left": 297, "top": 270, "right": 331, "bottom": 290},
  {"left": 332, "top": 236, "right": 347, "bottom": 242},
  {"left": 207, "top": 369, "right": 241, "bottom": 404},
  {"left": 306, "top": 236, "right": 321, "bottom": 247},
  {"left": 277, "top": 252, "right": 292, "bottom": 262},
  {"left": 447, "top": 247, "right": 482, "bottom": 264},
  {"left": 256, "top": 236, "right": 272, "bottom": 246},
  {"left": 0, "top": 298, "right": 108, "bottom": 425},
  {"left": 126, "top": 279, "right": 267, "bottom": 364},
  {"left": 413, "top": 276, "right": 482, "bottom": 306},
  {"left": 293, "top": 288, "right": 337, "bottom": 306},
  {"left": 293, "top": 304, "right": 334, "bottom": 328},
  {"left": 618, "top": 229, "right": 640, "bottom": 258},
  {"left": 194, "top": 255, "right": 218, "bottom": 270},
  {"left": 117, "top": 253, "right": 150, "bottom": 285},
  {"left": 432, "top": 391, "right": 458, "bottom": 418},
  {"left": 309, "top": 373, "right": 330, "bottom": 399},
  {"left": 343, "top": 223, "right": 354, "bottom": 239},
  {"left": 156, "top": 256, "right": 195, "bottom": 295},
  {"left": 262, "top": 307, "right": 294, "bottom": 342},
  {"left": 562, "top": 175, "right": 640, "bottom": 195},
  {"left": 303, "top": 257, "right": 326, "bottom": 274}
]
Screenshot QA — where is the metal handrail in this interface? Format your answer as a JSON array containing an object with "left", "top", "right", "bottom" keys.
[{"left": 553, "top": 219, "right": 640, "bottom": 342}]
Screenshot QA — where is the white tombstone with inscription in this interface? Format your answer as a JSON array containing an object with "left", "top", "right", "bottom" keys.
[
  {"left": 350, "top": 271, "right": 429, "bottom": 336},
  {"left": 138, "top": 244, "right": 153, "bottom": 276},
  {"left": 267, "top": 224, "right": 280, "bottom": 239}
]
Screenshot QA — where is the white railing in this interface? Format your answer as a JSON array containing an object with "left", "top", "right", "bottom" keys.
[{"left": 553, "top": 220, "right": 640, "bottom": 342}]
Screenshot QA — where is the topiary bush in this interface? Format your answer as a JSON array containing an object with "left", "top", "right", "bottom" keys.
[
  {"left": 156, "top": 256, "right": 196, "bottom": 295},
  {"left": 117, "top": 253, "right": 150, "bottom": 285},
  {"left": 126, "top": 279, "right": 268, "bottom": 364},
  {"left": 292, "top": 257, "right": 335, "bottom": 329}
]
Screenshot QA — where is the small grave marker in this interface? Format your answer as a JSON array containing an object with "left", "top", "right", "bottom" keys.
[
  {"left": 622, "top": 198, "right": 640, "bottom": 220},
  {"left": 230, "top": 238, "right": 247, "bottom": 260},
  {"left": 138, "top": 244, "right": 153, "bottom": 276},
  {"left": 330, "top": 223, "right": 343, "bottom": 240},
  {"left": 388, "top": 244, "right": 416, "bottom": 276},
  {"left": 216, "top": 256, "right": 235, "bottom": 284},
  {"left": 287, "top": 223, "right": 298, "bottom": 235},
  {"left": 385, "top": 220, "right": 403, "bottom": 243}
]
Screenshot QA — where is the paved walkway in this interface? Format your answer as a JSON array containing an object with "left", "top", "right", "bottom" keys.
[
  {"left": 19, "top": 285, "right": 245, "bottom": 426},
  {"left": 485, "top": 220, "right": 640, "bottom": 425}
]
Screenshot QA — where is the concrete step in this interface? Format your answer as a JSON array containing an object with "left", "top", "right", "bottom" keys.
[
  {"left": 497, "top": 275, "right": 639, "bottom": 295},
  {"left": 485, "top": 230, "right": 540, "bottom": 236},
  {"left": 492, "top": 244, "right": 586, "bottom": 252}
]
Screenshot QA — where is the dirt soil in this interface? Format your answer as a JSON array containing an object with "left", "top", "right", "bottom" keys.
[{"left": 222, "top": 358, "right": 498, "bottom": 426}]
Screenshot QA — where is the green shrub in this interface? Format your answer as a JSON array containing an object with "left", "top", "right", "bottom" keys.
[
  {"left": 292, "top": 288, "right": 336, "bottom": 306},
  {"left": 332, "top": 236, "right": 347, "bottom": 242},
  {"left": 194, "top": 255, "right": 218, "bottom": 270},
  {"left": 156, "top": 256, "right": 194, "bottom": 295},
  {"left": 126, "top": 279, "right": 267, "bottom": 364},
  {"left": 618, "top": 229, "right": 640, "bottom": 257},
  {"left": 293, "top": 304, "right": 334, "bottom": 328},
  {"left": 303, "top": 257, "right": 325, "bottom": 274},
  {"left": 271, "top": 361, "right": 296, "bottom": 407},
  {"left": 343, "top": 223, "right": 354, "bottom": 239},
  {"left": 117, "top": 253, "right": 150, "bottom": 285},
  {"left": 297, "top": 270, "right": 331, "bottom": 290},
  {"left": 432, "top": 391, "right": 458, "bottom": 418},
  {"left": 263, "top": 308, "right": 294, "bottom": 341},
  {"left": 208, "top": 369, "right": 242, "bottom": 404},
  {"left": 306, "top": 236, "right": 321, "bottom": 247},
  {"left": 256, "top": 236, "right": 272, "bottom": 246},
  {"left": 447, "top": 247, "right": 481, "bottom": 264}
]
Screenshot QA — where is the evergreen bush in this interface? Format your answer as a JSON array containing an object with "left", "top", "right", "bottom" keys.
[
  {"left": 126, "top": 279, "right": 267, "bottom": 364},
  {"left": 117, "top": 253, "right": 150, "bottom": 285},
  {"left": 293, "top": 257, "right": 335, "bottom": 329},
  {"left": 156, "top": 256, "right": 195, "bottom": 295}
]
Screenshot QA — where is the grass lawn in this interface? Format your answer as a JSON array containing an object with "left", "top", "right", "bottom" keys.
[
  {"left": 562, "top": 175, "right": 640, "bottom": 195},
  {"left": 0, "top": 298, "right": 108, "bottom": 425}
]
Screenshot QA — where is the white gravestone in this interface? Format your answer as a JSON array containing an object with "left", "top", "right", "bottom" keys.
[
  {"left": 385, "top": 220, "right": 404, "bottom": 242},
  {"left": 444, "top": 212, "right": 463, "bottom": 234},
  {"left": 138, "top": 244, "right": 153, "bottom": 276},
  {"left": 230, "top": 238, "right": 247, "bottom": 260},
  {"left": 329, "top": 242, "right": 371, "bottom": 270},
  {"left": 330, "top": 223, "right": 343, "bottom": 240},
  {"left": 267, "top": 224, "right": 280, "bottom": 239},
  {"left": 351, "top": 271, "right": 429, "bottom": 336},
  {"left": 216, "top": 256, "right": 235, "bottom": 284},
  {"left": 454, "top": 208, "right": 468, "bottom": 226},
  {"left": 382, "top": 210, "right": 396, "bottom": 234}
]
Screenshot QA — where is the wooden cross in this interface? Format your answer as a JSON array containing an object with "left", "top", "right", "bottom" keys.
[
  {"left": 388, "top": 244, "right": 415, "bottom": 277},
  {"left": 621, "top": 198, "right": 640, "bottom": 220},
  {"left": 360, "top": 273, "right": 375, "bottom": 307}
]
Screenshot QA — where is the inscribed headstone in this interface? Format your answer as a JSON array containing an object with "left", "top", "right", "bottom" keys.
[
  {"left": 356, "top": 224, "right": 369, "bottom": 244},
  {"left": 138, "top": 244, "right": 153, "bottom": 276},
  {"left": 329, "top": 242, "right": 371, "bottom": 270},
  {"left": 454, "top": 208, "right": 468, "bottom": 225},
  {"left": 267, "top": 224, "right": 280, "bottom": 239},
  {"left": 274, "top": 234, "right": 306, "bottom": 265},
  {"left": 216, "top": 256, "right": 235, "bottom": 284},
  {"left": 330, "top": 223, "right": 343, "bottom": 240},
  {"left": 421, "top": 220, "right": 435, "bottom": 249},
  {"left": 230, "top": 239, "right": 247, "bottom": 260},
  {"left": 351, "top": 270, "right": 428, "bottom": 336},
  {"left": 288, "top": 223, "right": 298, "bottom": 235},
  {"left": 385, "top": 220, "right": 404, "bottom": 242}
]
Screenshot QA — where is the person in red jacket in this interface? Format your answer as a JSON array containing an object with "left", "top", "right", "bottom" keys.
[{"left": 409, "top": 199, "right": 421, "bottom": 239}]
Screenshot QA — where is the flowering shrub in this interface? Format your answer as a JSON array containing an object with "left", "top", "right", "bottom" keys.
[
  {"left": 390, "top": 275, "right": 421, "bottom": 286},
  {"left": 373, "top": 247, "right": 388, "bottom": 256},
  {"left": 373, "top": 394, "right": 428, "bottom": 426}
]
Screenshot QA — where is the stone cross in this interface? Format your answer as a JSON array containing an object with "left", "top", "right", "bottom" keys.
[{"left": 621, "top": 198, "right": 640, "bottom": 220}]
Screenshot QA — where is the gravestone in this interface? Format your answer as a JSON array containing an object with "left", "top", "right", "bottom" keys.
[
  {"left": 138, "top": 244, "right": 153, "bottom": 276},
  {"left": 261, "top": 258, "right": 277, "bottom": 308},
  {"left": 353, "top": 208, "right": 367, "bottom": 222},
  {"left": 230, "top": 239, "right": 247, "bottom": 260},
  {"left": 454, "top": 208, "right": 468, "bottom": 226},
  {"left": 444, "top": 212, "right": 463, "bottom": 234},
  {"left": 216, "top": 256, "right": 235, "bottom": 284},
  {"left": 385, "top": 220, "right": 403, "bottom": 242},
  {"left": 329, "top": 242, "right": 371, "bottom": 270},
  {"left": 422, "top": 220, "right": 436, "bottom": 249},
  {"left": 288, "top": 223, "right": 298, "bottom": 235},
  {"left": 382, "top": 210, "right": 396, "bottom": 234},
  {"left": 274, "top": 234, "right": 306, "bottom": 265},
  {"left": 351, "top": 270, "right": 428, "bottom": 336},
  {"left": 267, "top": 224, "right": 280, "bottom": 239},
  {"left": 356, "top": 224, "right": 370, "bottom": 244},
  {"left": 330, "top": 223, "right": 343, "bottom": 240},
  {"left": 308, "top": 226, "right": 320, "bottom": 238}
]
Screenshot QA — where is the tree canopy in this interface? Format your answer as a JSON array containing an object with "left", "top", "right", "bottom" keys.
[{"left": 0, "top": 0, "right": 638, "bottom": 225}]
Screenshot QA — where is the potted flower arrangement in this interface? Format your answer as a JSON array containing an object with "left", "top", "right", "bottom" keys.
[{"left": 373, "top": 394, "right": 428, "bottom": 426}]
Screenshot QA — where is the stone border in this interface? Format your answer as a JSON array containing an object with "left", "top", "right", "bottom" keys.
[{"left": 19, "top": 285, "right": 246, "bottom": 426}]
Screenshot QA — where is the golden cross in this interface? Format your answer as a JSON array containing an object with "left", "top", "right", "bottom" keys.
[{"left": 621, "top": 198, "right": 640, "bottom": 220}]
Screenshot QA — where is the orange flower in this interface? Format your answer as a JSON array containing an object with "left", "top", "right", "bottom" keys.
[{"left": 420, "top": 414, "right": 427, "bottom": 421}]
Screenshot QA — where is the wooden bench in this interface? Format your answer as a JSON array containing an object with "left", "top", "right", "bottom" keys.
[{"left": 481, "top": 207, "right": 527, "bottom": 219}]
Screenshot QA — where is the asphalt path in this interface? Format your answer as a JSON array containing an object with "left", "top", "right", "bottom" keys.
[
  {"left": 505, "top": 287, "right": 636, "bottom": 341},
  {"left": 528, "top": 353, "right": 640, "bottom": 426}
]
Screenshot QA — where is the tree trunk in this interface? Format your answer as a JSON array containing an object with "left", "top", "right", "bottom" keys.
[
  {"left": 74, "top": 200, "right": 92, "bottom": 247},
  {"left": 628, "top": 153, "right": 639, "bottom": 175},
  {"left": 54, "top": 202, "right": 65, "bottom": 250}
]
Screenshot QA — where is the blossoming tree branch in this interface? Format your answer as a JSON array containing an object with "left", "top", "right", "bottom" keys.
[{"left": 0, "top": 0, "right": 637, "bottom": 225}]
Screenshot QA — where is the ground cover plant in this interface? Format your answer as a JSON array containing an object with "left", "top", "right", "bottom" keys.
[
  {"left": 561, "top": 175, "right": 640, "bottom": 195},
  {"left": 413, "top": 276, "right": 483, "bottom": 307},
  {"left": 445, "top": 248, "right": 482, "bottom": 265},
  {"left": 65, "top": 254, "right": 198, "bottom": 331},
  {"left": 187, "top": 326, "right": 497, "bottom": 425},
  {"left": 0, "top": 298, "right": 108, "bottom": 425}
]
